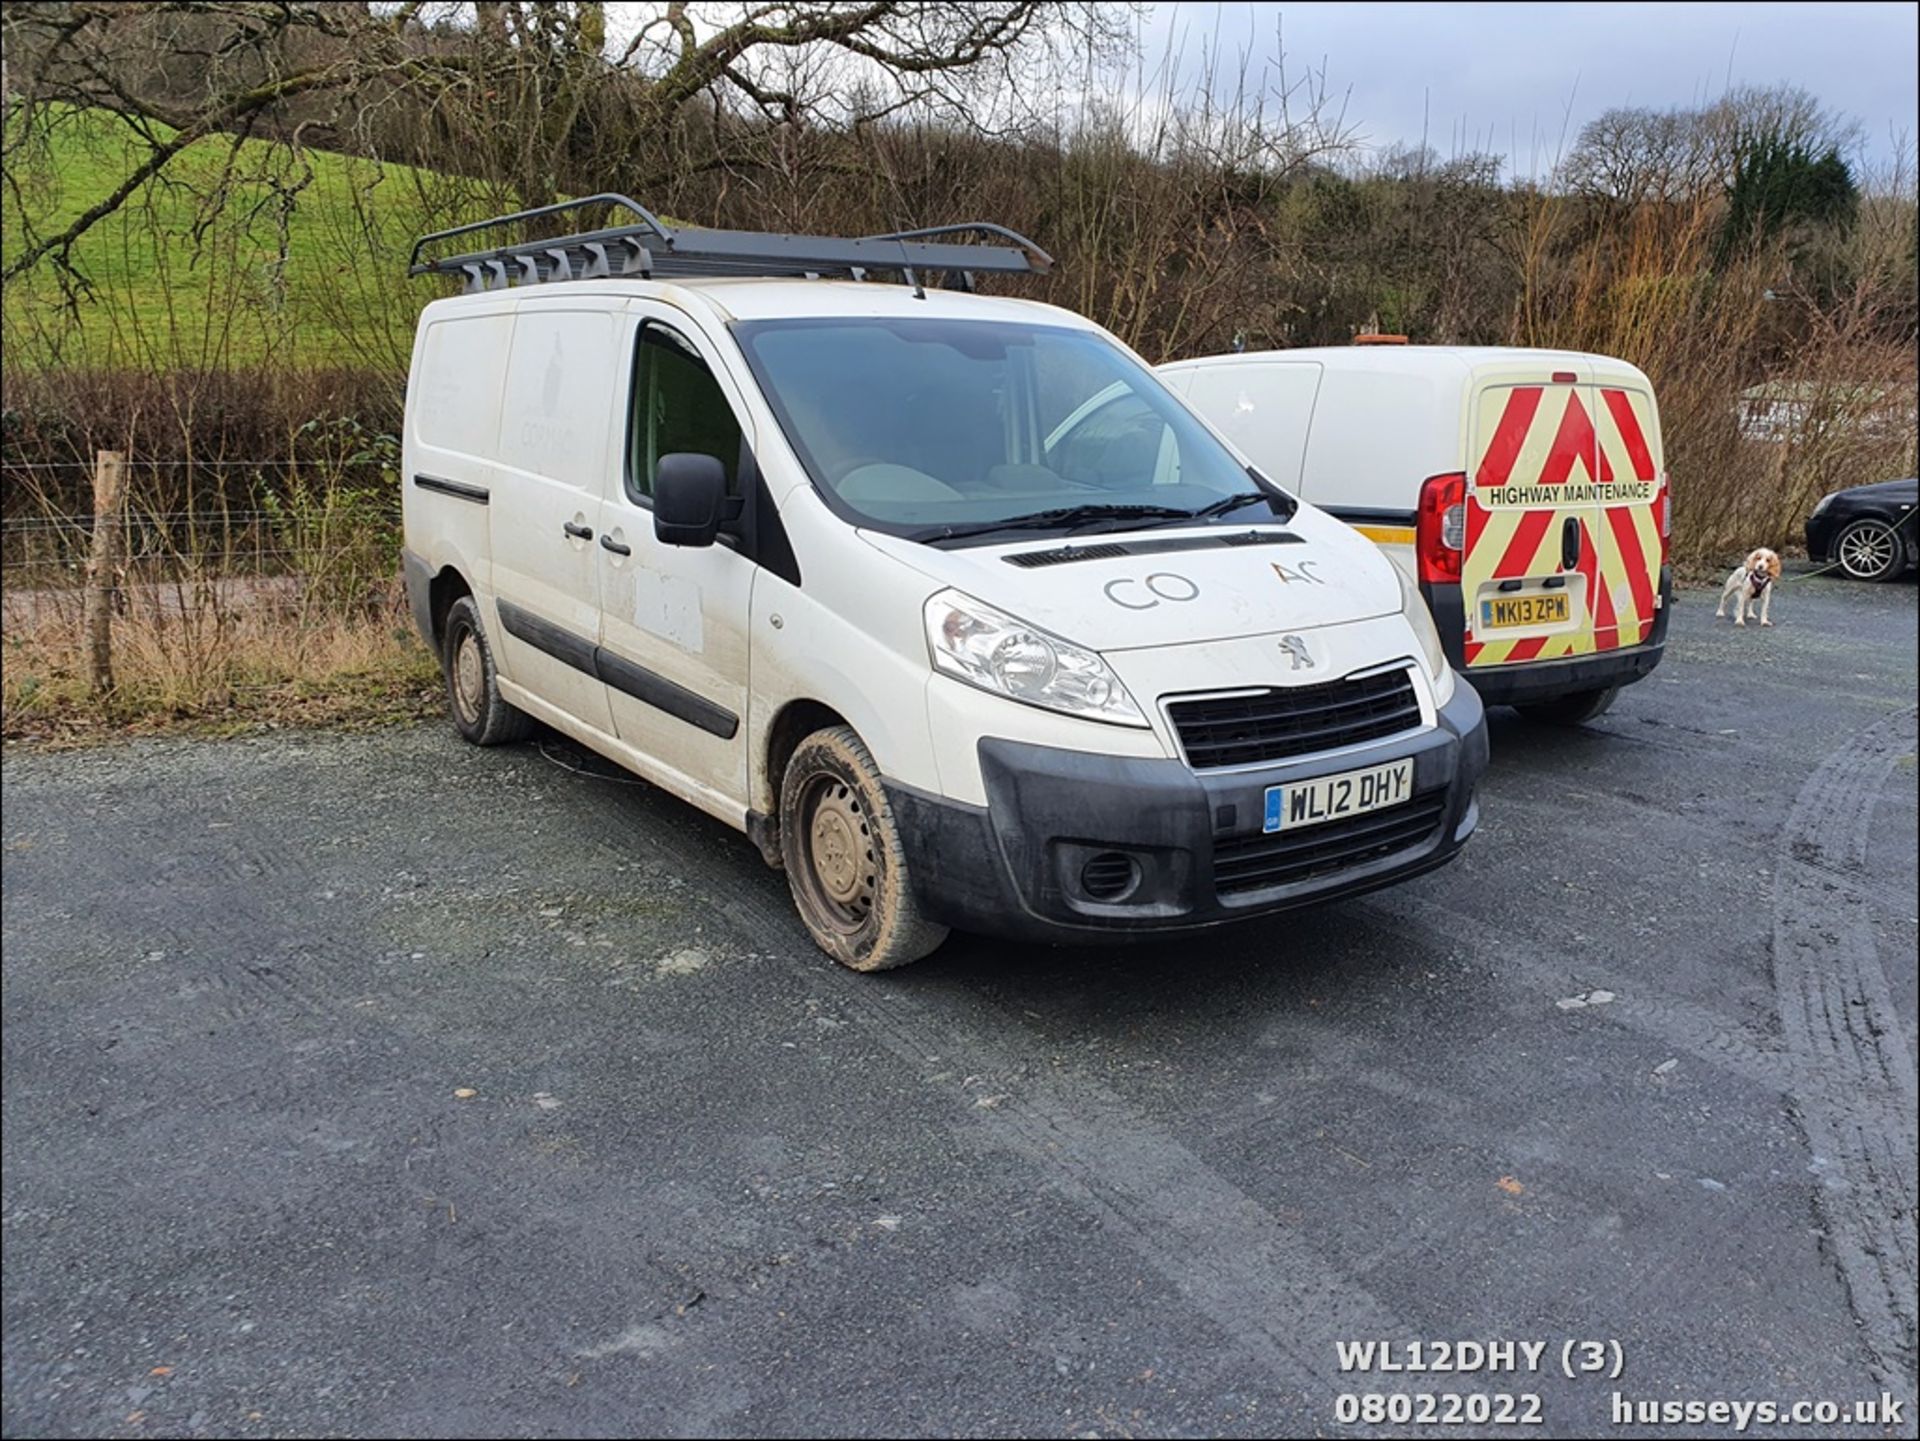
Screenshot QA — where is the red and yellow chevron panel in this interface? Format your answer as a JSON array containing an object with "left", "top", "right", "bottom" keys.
[{"left": 1462, "top": 383, "right": 1662, "bottom": 668}]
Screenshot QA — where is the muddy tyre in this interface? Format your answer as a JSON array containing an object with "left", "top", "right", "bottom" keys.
[
  {"left": 779, "top": 725, "right": 949, "bottom": 971},
  {"left": 443, "top": 596, "right": 535, "bottom": 746},
  {"left": 1516, "top": 684, "right": 1619, "bottom": 726}
]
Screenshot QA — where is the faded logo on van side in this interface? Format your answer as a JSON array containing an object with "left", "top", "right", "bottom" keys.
[{"left": 542, "top": 334, "right": 566, "bottom": 413}]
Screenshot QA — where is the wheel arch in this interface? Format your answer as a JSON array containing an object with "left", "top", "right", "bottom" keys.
[
  {"left": 749, "top": 698, "right": 854, "bottom": 868},
  {"left": 428, "top": 565, "right": 474, "bottom": 651}
]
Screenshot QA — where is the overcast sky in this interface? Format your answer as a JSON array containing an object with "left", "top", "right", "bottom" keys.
[{"left": 1137, "top": 1, "right": 1918, "bottom": 179}]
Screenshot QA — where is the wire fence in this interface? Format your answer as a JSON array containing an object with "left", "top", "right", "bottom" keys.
[
  {"left": 1, "top": 458, "right": 369, "bottom": 470},
  {"left": 2, "top": 452, "right": 402, "bottom": 593}
]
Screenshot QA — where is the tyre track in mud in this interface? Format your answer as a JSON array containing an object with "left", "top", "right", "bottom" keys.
[
  {"left": 1771, "top": 704, "right": 1918, "bottom": 1388},
  {"left": 688, "top": 862, "right": 1418, "bottom": 1416}
]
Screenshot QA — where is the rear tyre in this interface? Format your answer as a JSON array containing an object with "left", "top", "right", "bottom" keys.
[
  {"left": 779, "top": 725, "right": 949, "bottom": 971},
  {"left": 1516, "top": 685, "right": 1619, "bottom": 726},
  {"left": 1834, "top": 518, "right": 1906, "bottom": 582},
  {"left": 443, "top": 595, "right": 535, "bottom": 746}
]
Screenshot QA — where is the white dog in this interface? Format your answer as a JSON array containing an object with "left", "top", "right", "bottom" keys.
[{"left": 1715, "top": 547, "right": 1782, "bottom": 627}]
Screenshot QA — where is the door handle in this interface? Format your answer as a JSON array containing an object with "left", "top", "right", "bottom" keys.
[
  {"left": 563, "top": 521, "right": 594, "bottom": 540},
  {"left": 1561, "top": 515, "right": 1582, "bottom": 570},
  {"left": 600, "top": 534, "right": 631, "bottom": 557}
]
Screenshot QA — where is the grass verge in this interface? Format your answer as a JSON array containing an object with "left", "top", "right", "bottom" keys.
[{"left": 2, "top": 598, "right": 442, "bottom": 748}]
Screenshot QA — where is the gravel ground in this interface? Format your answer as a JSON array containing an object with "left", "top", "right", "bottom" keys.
[{"left": 3, "top": 572, "right": 1915, "bottom": 1439}]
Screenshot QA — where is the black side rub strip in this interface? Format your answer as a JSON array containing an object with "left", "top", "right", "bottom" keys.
[
  {"left": 593, "top": 649, "right": 738, "bottom": 739},
  {"left": 496, "top": 599, "right": 597, "bottom": 674},
  {"left": 414, "top": 473, "right": 491, "bottom": 505},
  {"left": 1318, "top": 504, "right": 1417, "bottom": 526},
  {"left": 493, "top": 600, "right": 739, "bottom": 741}
]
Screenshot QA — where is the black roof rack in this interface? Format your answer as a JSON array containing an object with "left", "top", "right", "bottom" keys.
[{"left": 408, "top": 194, "right": 1053, "bottom": 294}]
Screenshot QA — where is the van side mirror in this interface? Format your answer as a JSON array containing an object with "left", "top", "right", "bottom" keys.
[{"left": 653, "top": 453, "right": 729, "bottom": 547}]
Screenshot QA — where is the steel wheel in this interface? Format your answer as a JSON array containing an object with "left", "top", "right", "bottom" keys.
[
  {"left": 451, "top": 628, "right": 487, "bottom": 727},
  {"left": 440, "top": 595, "right": 535, "bottom": 746},
  {"left": 1835, "top": 519, "right": 1903, "bottom": 582},
  {"left": 777, "top": 725, "right": 948, "bottom": 970},
  {"left": 797, "top": 775, "right": 878, "bottom": 935}
]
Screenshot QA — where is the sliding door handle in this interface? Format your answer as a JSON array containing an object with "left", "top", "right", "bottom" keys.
[{"left": 562, "top": 520, "right": 594, "bottom": 540}]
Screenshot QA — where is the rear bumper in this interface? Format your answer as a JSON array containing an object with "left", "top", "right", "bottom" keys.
[
  {"left": 1422, "top": 565, "right": 1670, "bottom": 706},
  {"left": 401, "top": 548, "right": 436, "bottom": 650},
  {"left": 1804, "top": 513, "right": 1839, "bottom": 563},
  {"left": 887, "top": 679, "right": 1487, "bottom": 945}
]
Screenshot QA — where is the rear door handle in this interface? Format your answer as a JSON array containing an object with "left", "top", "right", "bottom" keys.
[
  {"left": 563, "top": 521, "right": 594, "bottom": 540},
  {"left": 600, "top": 534, "right": 631, "bottom": 557},
  {"left": 1561, "top": 515, "right": 1582, "bottom": 570}
]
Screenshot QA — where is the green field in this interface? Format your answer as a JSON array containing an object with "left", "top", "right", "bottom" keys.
[{"left": 2, "top": 107, "right": 506, "bottom": 371}]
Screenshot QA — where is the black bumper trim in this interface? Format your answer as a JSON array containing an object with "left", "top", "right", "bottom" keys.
[
  {"left": 401, "top": 548, "right": 436, "bottom": 650},
  {"left": 888, "top": 679, "right": 1487, "bottom": 944},
  {"left": 1421, "top": 565, "right": 1671, "bottom": 705}
]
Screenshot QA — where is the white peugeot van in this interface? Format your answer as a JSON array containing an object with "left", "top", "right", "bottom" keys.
[
  {"left": 400, "top": 198, "right": 1488, "bottom": 970},
  {"left": 1162, "top": 344, "right": 1671, "bottom": 722}
]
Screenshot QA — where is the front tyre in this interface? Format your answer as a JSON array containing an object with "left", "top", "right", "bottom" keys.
[
  {"left": 779, "top": 725, "right": 949, "bottom": 971},
  {"left": 443, "top": 595, "right": 535, "bottom": 746},
  {"left": 1834, "top": 518, "right": 1906, "bottom": 581},
  {"left": 1516, "top": 685, "right": 1619, "bottom": 725}
]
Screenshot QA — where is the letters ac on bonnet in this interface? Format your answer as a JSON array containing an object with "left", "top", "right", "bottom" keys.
[{"left": 401, "top": 196, "right": 1488, "bottom": 969}]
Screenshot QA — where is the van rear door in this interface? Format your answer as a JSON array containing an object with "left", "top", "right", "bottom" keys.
[
  {"left": 1461, "top": 363, "right": 1606, "bottom": 669},
  {"left": 1589, "top": 378, "right": 1665, "bottom": 652}
]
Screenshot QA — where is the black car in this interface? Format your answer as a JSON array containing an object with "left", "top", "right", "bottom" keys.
[{"left": 1806, "top": 477, "right": 1918, "bottom": 581}]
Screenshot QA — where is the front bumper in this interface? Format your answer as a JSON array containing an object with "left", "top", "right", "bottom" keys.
[
  {"left": 887, "top": 679, "right": 1487, "bottom": 944},
  {"left": 1422, "top": 565, "right": 1671, "bottom": 706}
]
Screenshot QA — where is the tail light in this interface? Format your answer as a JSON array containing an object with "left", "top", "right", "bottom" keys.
[{"left": 1417, "top": 471, "right": 1467, "bottom": 584}]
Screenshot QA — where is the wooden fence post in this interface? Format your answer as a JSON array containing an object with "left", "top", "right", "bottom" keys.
[{"left": 83, "top": 449, "right": 126, "bottom": 700}]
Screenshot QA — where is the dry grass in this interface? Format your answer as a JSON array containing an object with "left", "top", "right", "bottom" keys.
[
  {"left": 2, "top": 590, "right": 440, "bottom": 746},
  {"left": 1509, "top": 191, "right": 1917, "bottom": 567},
  {"left": 2, "top": 455, "right": 441, "bottom": 746}
]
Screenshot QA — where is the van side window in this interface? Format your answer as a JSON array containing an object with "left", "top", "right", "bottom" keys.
[{"left": 627, "top": 323, "right": 742, "bottom": 503}]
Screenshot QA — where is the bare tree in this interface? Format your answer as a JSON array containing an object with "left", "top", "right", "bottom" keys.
[
  {"left": 1560, "top": 84, "right": 1866, "bottom": 206},
  {"left": 1, "top": 0, "right": 1127, "bottom": 283},
  {"left": 1562, "top": 106, "right": 1712, "bottom": 205}
]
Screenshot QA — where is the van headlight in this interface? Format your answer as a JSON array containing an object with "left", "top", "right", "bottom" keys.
[
  {"left": 1396, "top": 564, "right": 1456, "bottom": 704},
  {"left": 924, "top": 589, "right": 1148, "bottom": 727}
]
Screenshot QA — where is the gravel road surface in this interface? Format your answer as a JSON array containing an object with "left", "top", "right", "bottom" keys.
[{"left": 4, "top": 574, "right": 1915, "bottom": 1438}]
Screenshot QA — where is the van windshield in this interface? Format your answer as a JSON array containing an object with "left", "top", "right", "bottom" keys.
[{"left": 733, "top": 317, "right": 1291, "bottom": 544}]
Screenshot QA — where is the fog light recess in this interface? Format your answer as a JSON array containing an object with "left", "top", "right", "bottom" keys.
[{"left": 1080, "top": 851, "right": 1141, "bottom": 902}]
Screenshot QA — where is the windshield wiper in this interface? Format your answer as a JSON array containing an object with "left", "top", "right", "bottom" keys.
[
  {"left": 912, "top": 503, "right": 1199, "bottom": 545},
  {"left": 1184, "top": 490, "right": 1285, "bottom": 522},
  {"left": 1091, "top": 488, "right": 1295, "bottom": 534}
]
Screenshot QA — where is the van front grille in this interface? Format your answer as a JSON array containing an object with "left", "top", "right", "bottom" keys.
[
  {"left": 1166, "top": 669, "right": 1422, "bottom": 769},
  {"left": 1213, "top": 793, "right": 1447, "bottom": 895}
]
